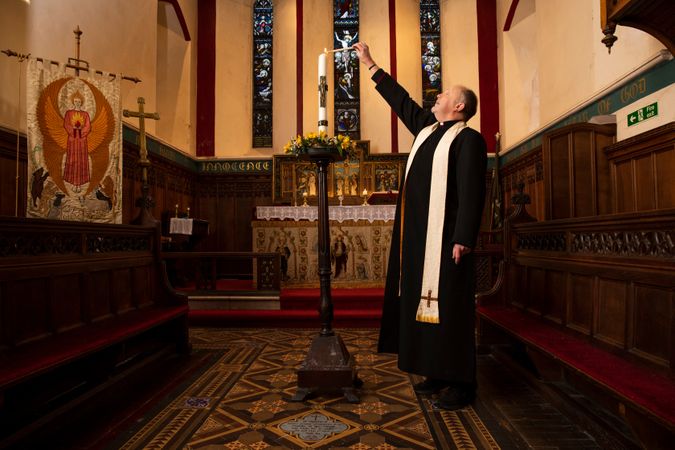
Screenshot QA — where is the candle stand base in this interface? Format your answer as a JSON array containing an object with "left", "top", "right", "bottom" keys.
[{"left": 291, "top": 333, "right": 361, "bottom": 403}]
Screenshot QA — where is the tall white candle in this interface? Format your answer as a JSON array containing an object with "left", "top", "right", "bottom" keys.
[{"left": 318, "top": 52, "right": 327, "bottom": 133}]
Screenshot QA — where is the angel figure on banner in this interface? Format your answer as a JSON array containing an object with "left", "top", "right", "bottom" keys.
[{"left": 37, "top": 77, "right": 115, "bottom": 212}]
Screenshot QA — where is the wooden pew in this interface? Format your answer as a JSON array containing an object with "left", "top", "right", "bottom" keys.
[
  {"left": 476, "top": 204, "right": 675, "bottom": 448},
  {"left": 0, "top": 217, "right": 189, "bottom": 442}
]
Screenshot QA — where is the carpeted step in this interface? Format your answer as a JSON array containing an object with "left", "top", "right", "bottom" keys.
[
  {"left": 188, "top": 308, "right": 381, "bottom": 328},
  {"left": 280, "top": 288, "right": 384, "bottom": 310}
]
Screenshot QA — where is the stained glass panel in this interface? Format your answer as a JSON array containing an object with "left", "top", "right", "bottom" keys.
[
  {"left": 333, "top": 0, "right": 360, "bottom": 139},
  {"left": 253, "top": 0, "right": 273, "bottom": 147},
  {"left": 420, "top": 0, "right": 441, "bottom": 110}
]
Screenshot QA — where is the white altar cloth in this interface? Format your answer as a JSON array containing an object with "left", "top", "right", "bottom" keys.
[{"left": 256, "top": 205, "right": 396, "bottom": 223}]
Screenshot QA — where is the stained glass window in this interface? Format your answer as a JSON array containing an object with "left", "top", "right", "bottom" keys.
[
  {"left": 333, "top": 0, "right": 360, "bottom": 139},
  {"left": 420, "top": 0, "right": 441, "bottom": 110},
  {"left": 253, "top": 0, "right": 273, "bottom": 147}
]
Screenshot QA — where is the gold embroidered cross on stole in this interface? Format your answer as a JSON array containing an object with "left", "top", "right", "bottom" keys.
[{"left": 416, "top": 289, "right": 440, "bottom": 324}]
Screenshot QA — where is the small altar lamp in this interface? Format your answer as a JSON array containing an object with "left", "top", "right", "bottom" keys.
[
  {"left": 186, "top": 207, "right": 190, "bottom": 218},
  {"left": 175, "top": 203, "right": 179, "bottom": 218},
  {"left": 302, "top": 191, "right": 309, "bottom": 207},
  {"left": 362, "top": 189, "right": 368, "bottom": 206}
]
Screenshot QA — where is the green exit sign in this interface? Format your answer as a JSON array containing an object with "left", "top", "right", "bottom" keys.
[{"left": 627, "top": 102, "right": 658, "bottom": 127}]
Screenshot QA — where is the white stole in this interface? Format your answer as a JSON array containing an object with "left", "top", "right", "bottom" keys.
[{"left": 403, "top": 121, "right": 467, "bottom": 324}]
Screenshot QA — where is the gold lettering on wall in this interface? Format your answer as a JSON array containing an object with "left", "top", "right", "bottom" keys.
[
  {"left": 597, "top": 99, "right": 611, "bottom": 114},
  {"left": 620, "top": 77, "right": 647, "bottom": 104}
]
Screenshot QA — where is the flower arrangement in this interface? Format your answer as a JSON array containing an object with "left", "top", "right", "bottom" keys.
[{"left": 283, "top": 131, "right": 355, "bottom": 157}]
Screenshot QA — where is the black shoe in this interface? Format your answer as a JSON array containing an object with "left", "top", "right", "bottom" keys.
[
  {"left": 413, "top": 378, "right": 450, "bottom": 395},
  {"left": 432, "top": 386, "right": 475, "bottom": 411}
]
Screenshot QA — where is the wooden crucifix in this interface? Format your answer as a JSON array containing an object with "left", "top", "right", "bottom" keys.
[{"left": 123, "top": 97, "right": 160, "bottom": 226}]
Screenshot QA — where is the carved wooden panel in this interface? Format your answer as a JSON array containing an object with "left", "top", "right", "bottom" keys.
[
  {"left": 543, "top": 123, "right": 616, "bottom": 220},
  {"left": 510, "top": 209, "right": 675, "bottom": 369},
  {"left": 501, "top": 147, "right": 545, "bottom": 221}
]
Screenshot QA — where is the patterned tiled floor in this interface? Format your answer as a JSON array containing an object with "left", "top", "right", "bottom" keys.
[{"left": 105, "top": 328, "right": 617, "bottom": 449}]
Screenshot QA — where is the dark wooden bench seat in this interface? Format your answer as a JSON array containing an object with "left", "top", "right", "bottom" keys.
[
  {"left": 0, "top": 217, "right": 190, "bottom": 442},
  {"left": 478, "top": 305, "right": 675, "bottom": 430},
  {"left": 477, "top": 207, "right": 675, "bottom": 448},
  {"left": 0, "top": 304, "right": 187, "bottom": 391}
]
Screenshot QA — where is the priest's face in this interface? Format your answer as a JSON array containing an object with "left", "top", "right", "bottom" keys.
[{"left": 431, "top": 86, "right": 464, "bottom": 122}]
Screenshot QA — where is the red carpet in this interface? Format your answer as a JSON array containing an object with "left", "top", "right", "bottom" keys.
[{"left": 188, "top": 287, "right": 384, "bottom": 328}]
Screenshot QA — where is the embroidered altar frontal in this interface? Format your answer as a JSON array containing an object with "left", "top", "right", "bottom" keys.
[{"left": 252, "top": 219, "right": 393, "bottom": 288}]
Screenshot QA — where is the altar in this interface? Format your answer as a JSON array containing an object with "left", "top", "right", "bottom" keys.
[{"left": 252, "top": 205, "right": 396, "bottom": 288}]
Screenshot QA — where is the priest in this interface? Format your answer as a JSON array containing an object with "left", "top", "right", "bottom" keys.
[{"left": 354, "top": 42, "right": 487, "bottom": 410}]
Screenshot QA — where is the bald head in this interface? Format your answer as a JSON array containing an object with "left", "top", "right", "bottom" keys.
[{"left": 431, "top": 85, "right": 479, "bottom": 122}]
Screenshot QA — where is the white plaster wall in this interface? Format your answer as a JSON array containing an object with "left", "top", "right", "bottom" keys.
[
  {"left": 441, "top": 0, "right": 481, "bottom": 129},
  {"left": 0, "top": 0, "right": 200, "bottom": 154},
  {"left": 272, "top": 0, "right": 297, "bottom": 154},
  {"left": 497, "top": 0, "right": 666, "bottom": 151},
  {"left": 0, "top": 0, "right": 29, "bottom": 133},
  {"left": 359, "top": 0, "right": 391, "bottom": 154},
  {"left": 156, "top": 0, "right": 198, "bottom": 154}
]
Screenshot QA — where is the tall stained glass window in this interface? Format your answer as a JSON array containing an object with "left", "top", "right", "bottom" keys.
[
  {"left": 253, "top": 0, "right": 273, "bottom": 147},
  {"left": 333, "top": 0, "right": 360, "bottom": 139},
  {"left": 420, "top": 0, "right": 441, "bottom": 110}
]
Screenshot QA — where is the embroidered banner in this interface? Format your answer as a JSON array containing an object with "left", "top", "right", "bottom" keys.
[{"left": 26, "top": 59, "right": 123, "bottom": 223}]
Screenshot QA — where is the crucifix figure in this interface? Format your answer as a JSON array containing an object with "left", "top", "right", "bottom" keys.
[{"left": 123, "top": 97, "right": 160, "bottom": 225}]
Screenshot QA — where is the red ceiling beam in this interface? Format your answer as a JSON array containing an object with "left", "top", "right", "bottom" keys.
[{"left": 159, "top": 0, "right": 191, "bottom": 41}]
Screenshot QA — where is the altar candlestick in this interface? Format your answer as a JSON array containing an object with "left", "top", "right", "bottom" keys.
[
  {"left": 186, "top": 207, "right": 190, "bottom": 218},
  {"left": 175, "top": 203, "right": 178, "bottom": 218},
  {"left": 318, "top": 52, "right": 328, "bottom": 133}
]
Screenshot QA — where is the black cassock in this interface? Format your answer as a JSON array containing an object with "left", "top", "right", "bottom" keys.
[{"left": 372, "top": 70, "right": 487, "bottom": 385}]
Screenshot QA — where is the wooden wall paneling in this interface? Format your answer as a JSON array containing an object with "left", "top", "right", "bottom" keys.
[
  {"left": 508, "top": 263, "right": 524, "bottom": 309},
  {"left": 655, "top": 148, "right": 675, "bottom": 208},
  {"left": 545, "top": 270, "right": 567, "bottom": 324},
  {"left": 596, "top": 278, "right": 628, "bottom": 349},
  {"left": 547, "top": 133, "right": 572, "bottom": 220},
  {"left": 632, "top": 284, "right": 672, "bottom": 367},
  {"left": 0, "top": 284, "right": 6, "bottom": 350},
  {"left": 50, "top": 274, "right": 82, "bottom": 333},
  {"left": 542, "top": 123, "right": 616, "bottom": 220},
  {"left": 0, "top": 129, "right": 28, "bottom": 217},
  {"left": 8, "top": 278, "right": 50, "bottom": 346},
  {"left": 605, "top": 122, "right": 675, "bottom": 213},
  {"left": 527, "top": 267, "right": 546, "bottom": 315},
  {"left": 132, "top": 266, "right": 151, "bottom": 308},
  {"left": 634, "top": 154, "right": 656, "bottom": 210},
  {"left": 88, "top": 270, "right": 112, "bottom": 322},
  {"left": 573, "top": 130, "right": 594, "bottom": 216},
  {"left": 112, "top": 268, "right": 133, "bottom": 314},
  {"left": 568, "top": 273, "right": 594, "bottom": 335},
  {"left": 613, "top": 160, "right": 636, "bottom": 212}
]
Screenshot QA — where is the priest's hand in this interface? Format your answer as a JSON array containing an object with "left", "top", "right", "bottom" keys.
[
  {"left": 453, "top": 243, "right": 471, "bottom": 264},
  {"left": 354, "top": 42, "right": 377, "bottom": 70}
]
